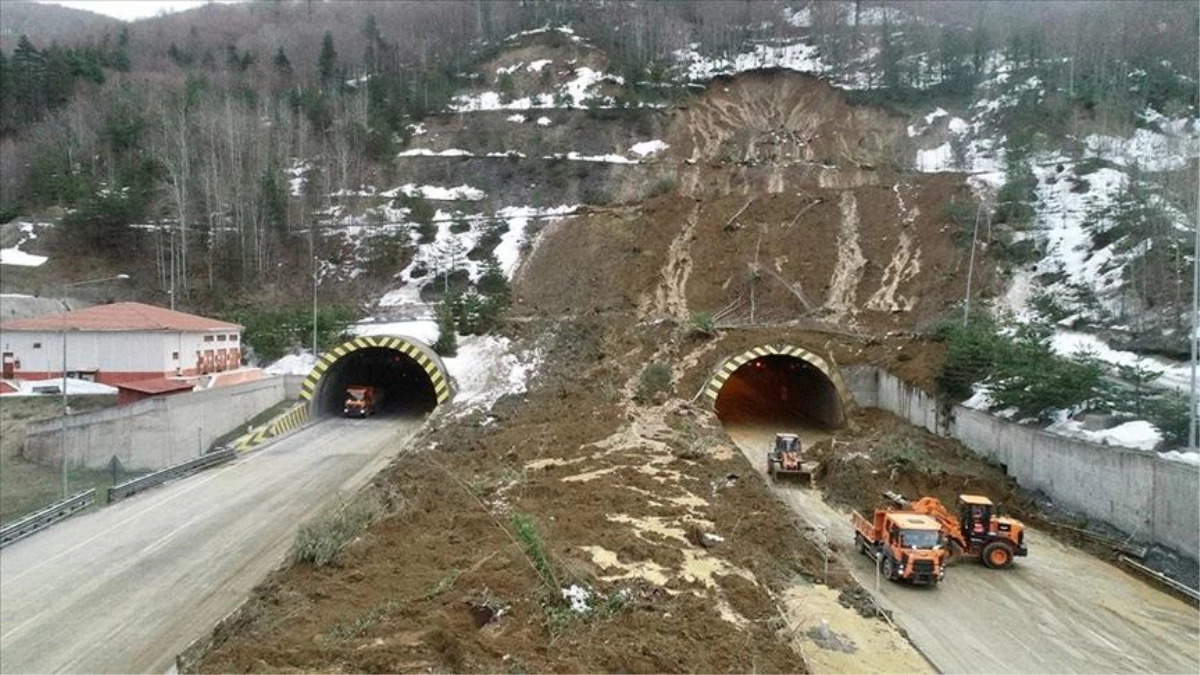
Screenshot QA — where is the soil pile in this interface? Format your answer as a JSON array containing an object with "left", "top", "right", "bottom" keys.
[{"left": 812, "top": 408, "right": 1029, "bottom": 515}]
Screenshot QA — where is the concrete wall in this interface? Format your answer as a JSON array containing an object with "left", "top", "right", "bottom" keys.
[
  {"left": 24, "top": 377, "right": 289, "bottom": 471},
  {"left": 844, "top": 365, "right": 1200, "bottom": 561},
  {"left": 283, "top": 374, "right": 307, "bottom": 400}
]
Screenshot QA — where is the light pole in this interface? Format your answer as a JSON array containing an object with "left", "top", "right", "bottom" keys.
[
  {"left": 1190, "top": 207, "right": 1198, "bottom": 452},
  {"left": 312, "top": 265, "right": 318, "bottom": 358},
  {"left": 60, "top": 274, "right": 129, "bottom": 500}
]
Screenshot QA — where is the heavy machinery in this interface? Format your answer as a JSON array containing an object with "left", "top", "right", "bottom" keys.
[
  {"left": 766, "top": 433, "right": 819, "bottom": 483},
  {"left": 343, "top": 385, "right": 379, "bottom": 418},
  {"left": 884, "top": 491, "right": 1027, "bottom": 569},
  {"left": 851, "top": 508, "right": 947, "bottom": 585}
]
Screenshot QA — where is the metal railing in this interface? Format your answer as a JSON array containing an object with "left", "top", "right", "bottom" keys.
[
  {"left": 107, "top": 448, "right": 237, "bottom": 503},
  {"left": 0, "top": 489, "right": 96, "bottom": 549}
]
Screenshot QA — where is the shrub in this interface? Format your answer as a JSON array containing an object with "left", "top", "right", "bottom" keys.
[
  {"left": 290, "top": 497, "right": 381, "bottom": 567},
  {"left": 648, "top": 176, "right": 676, "bottom": 198},
  {"left": 634, "top": 362, "right": 673, "bottom": 404},
  {"left": 509, "top": 512, "right": 557, "bottom": 588},
  {"left": 688, "top": 311, "right": 717, "bottom": 338}
]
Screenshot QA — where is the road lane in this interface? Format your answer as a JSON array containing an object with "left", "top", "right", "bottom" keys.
[
  {"left": 728, "top": 424, "right": 1200, "bottom": 674},
  {"left": 1, "top": 417, "right": 422, "bottom": 674}
]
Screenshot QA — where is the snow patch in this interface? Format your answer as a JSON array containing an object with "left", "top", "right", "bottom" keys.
[
  {"left": 536, "top": 116, "right": 552, "bottom": 126},
  {"left": 1159, "top": 450, "right": 1200, "bottom": 466},
  {"left": 387, "top": 183, "right": 486, "bottom": 201},
  {"left": 1045, "top": 417, "right": 1163, "bottom": 451},
  {"left": 443, "top": 335, "right": 541, "bottom": 415},
  {"left": 915, "top": 143, "right": 954, "bottom": 172},
  {"left": 561, "top": 584, "right": 592, "bottom": 614},
  {"left": 397, "top": 148, "right": 474, "bottom": 157},
  {"left": 494, "top": 205, "right": 578, "bottom": 276},
  {"left": 629, "top": 140, "right": 668, "bottom": 157},
  {"left": 506, "top": 114, "right": 527, "bottom": 123},
  {"left": 0, "top": 248, "right": 48, "bottom": 267},
  {"left": 352, "top": 319, "right": 439, "bottom": 345},
  {"left": 1, "top": 376, "right": 118, "bottom": 397},
  {"left": 675, "top": 42, "right": 827, "bottom": 82},
  {"left": 265, "top": 352, "right": 317, "bottom": 376}
]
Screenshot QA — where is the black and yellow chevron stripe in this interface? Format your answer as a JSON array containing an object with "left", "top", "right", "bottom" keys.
[
  {"left": 703, "top": 344, "right": 850, "bottom": 405},
  {"left": 298, "top": 335, "right": 450, "bottom": 405},
  {"left": 232, "top": 401, "right": 310, "bottom": 451}
]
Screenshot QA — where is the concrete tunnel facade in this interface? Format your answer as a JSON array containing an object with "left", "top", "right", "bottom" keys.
[
  {"left": 300, "top": 335, "right": 452, "bottom": 417},
  {"left": 705, "top": 344, "right": 851, "bottom": 430}
]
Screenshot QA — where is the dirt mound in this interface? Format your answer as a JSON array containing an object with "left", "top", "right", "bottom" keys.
[{"left": 811, "top": 408, "right": 1029, "bottom": 515}]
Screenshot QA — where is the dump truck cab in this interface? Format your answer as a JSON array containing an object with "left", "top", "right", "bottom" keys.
[
  {"left": 343, "top": 385, "right": 378, "bottom": 418},
  {"left": 852, "top": 509, "right": 947, "bottom": 585}
]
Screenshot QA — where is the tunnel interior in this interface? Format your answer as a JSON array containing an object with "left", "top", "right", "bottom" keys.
[
  {"left": 313, "top": 347, "right": 438, "bottom": 418},
  {"left": 714, "top": 355, "right": 845, "bottom": 431}
]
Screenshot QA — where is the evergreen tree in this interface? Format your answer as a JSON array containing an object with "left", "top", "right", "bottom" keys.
[
  {"left": 273, "top": 46, "right": 292, "bottom": 75},
  {"left": 318, "top": 31, "right": 338, "bottom": 88},
  {"left": 434, "top": 292, "right": 459, "bottom": 356},
  {"left": 113, "top": 27, "right": 131, "bottom": 71}
]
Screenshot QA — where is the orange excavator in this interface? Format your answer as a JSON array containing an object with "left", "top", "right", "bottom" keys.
[{"left": 884, "top": 491, "right": 1028, "bottom": 569}]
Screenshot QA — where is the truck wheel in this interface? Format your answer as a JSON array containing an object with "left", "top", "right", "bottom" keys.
[
  {"left": 855, "top": 533, "right": 867, "bottom": 555},
  {"left": 881, "top": 556, "right": 896, "bottom": 580},
  {"left": 982, "top": 541, "right": 1014, "bottom": 569},
  {"left": 768, "top": 461, "right": 780, "bottom": 480}
]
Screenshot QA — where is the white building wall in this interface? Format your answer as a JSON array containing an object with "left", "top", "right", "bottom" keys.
[{"left": 1, "top": 328, "right": 241, "bottom": 378}]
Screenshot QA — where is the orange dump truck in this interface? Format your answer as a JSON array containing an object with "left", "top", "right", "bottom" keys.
[
  {"left": 343, "top": 385, "right": 379, "bottom": 418},
  {"left": 851, "top": 508, "right": 948, "bottom": 585}
]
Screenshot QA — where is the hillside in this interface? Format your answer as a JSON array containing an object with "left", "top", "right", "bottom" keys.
[
  {"left": 0, "top": 1, "right": 122, "bottom": 53},
  {"left": 1, "top": 3, "right": 1198, "bottom": 670}
]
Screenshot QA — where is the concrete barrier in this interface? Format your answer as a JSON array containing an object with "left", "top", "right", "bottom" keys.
[
  {"left": 23, "top": 377, "right": 288, "bottom": 471},
  {"left": 845, "top": 365, "right": 1200, "bottom": 562}
]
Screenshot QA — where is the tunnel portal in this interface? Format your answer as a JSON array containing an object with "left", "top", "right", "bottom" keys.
[
  {"left": 301, "top": 335, "right": 450, "bottom": 418},
  {"left": 706, "top": 345, "right": 848, "bottom": 431}
]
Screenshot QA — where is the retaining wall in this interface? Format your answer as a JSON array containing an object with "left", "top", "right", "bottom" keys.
[
  {"left": 24, "top": 377, "right": 288, "bottom": 471},
  {"left": 844, "top": 365, "right": 1200, "bottom": 561}
]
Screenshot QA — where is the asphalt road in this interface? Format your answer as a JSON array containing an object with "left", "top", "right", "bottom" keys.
[
  {"left": 729, "top": 424, "right": 1200, "bottom": 675},
  {"left": 0, "top": 417, "right": 422, "bottom": 675}
]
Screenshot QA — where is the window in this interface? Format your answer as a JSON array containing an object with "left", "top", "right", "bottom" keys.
[
  {"left": 172, "top": 351, "right": 179, "bottom": 360},
  {"left": 217, "top": 335, "right": 227, "bottom": 342},
  {"left": 32, "top": 342, "right": 42, "bottom": 349},
  {"left": 204, "top": 335, "right": 215, "bottom": 342}
]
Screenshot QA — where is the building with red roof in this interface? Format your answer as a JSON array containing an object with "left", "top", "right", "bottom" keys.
[{"left": 0, "top": 302, "right": 243, "bottom": 386}]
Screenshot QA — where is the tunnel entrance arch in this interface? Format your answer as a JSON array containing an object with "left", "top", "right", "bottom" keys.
[
  {"left": 705, "top": 344, "right": 850, "bottom": 430},
  {"left": 301, "top": 335, "right": 451, "bottom": 417}
]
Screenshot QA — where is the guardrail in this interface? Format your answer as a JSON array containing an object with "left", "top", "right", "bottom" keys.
[
  {"left": 108, "top": 448, "right": 237, "bottom": 503},
  {"left": 1118, "top": 555, "right": 1200, "bottom": 606},
  {"left": 0, "top": 489, "right": 96, "bottom": 549}
]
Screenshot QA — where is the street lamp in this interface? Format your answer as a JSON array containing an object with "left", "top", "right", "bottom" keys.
[{"left": 60, "top": 273, "right": 130, "bottom": 499}]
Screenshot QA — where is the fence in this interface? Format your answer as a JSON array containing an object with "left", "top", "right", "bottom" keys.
[{"left": 844, "top": 365, "right": 1200, "bottom": 561}]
